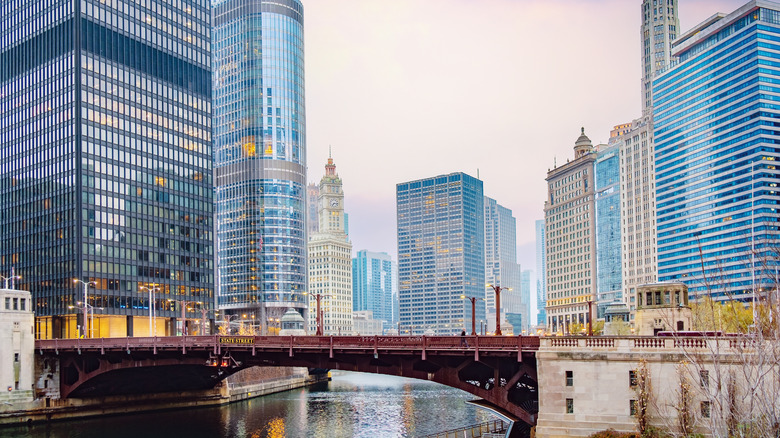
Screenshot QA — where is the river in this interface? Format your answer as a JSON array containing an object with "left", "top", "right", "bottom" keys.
[{"left": 4, "top": 372, "right": 495, "bottom": 438}]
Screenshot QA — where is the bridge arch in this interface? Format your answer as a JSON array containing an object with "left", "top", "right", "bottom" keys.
[{"left": 37, "top": 335, "right": 539, "bottom": 435}]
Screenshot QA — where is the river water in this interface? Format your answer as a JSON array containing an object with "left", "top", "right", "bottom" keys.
[{"left": 4, "top": 372, "right": 495, "bottom": 438}]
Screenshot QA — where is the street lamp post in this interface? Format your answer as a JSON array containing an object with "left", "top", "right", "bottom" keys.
[
  {"left": 487, "top": 284, "right": 511, "bottom": 336},
  {"left": 0, "top": 271, "right": 21, "bottom": 290},
  {"left": 306, "top": 292, "right": 330, "bottom": 336},
  {"left": 169, "top": 299, "right": 195, "bottom": 335},
  {"left": 461, "top": 295, "right": 483, "bottom": 336},
  {"left": 73, "top": 279, "right": 97, "bottom": 338},
  {"left": 139, "top": 285, "right": 160, "bottom": 336}
]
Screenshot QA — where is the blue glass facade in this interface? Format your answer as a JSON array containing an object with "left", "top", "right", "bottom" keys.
[
  {"left": 535, "top": 219, "right": 546, "bottom": 326},
  {"left": 0, "top": 0, "right": 214, "bottom": 338},
  {"left": 352, "top": 250, "right": 396, "bottom": 332},
  {"left": 654, "top": 4, "right": 780, "bottom": 301},
  {"left": 595, "top": 143, "right": 622, "bottom": 313},
  {"left": 212, "top": 0, "right": 307, "bottom": 325},
  {"left": 396, "top": 173, "right": 485, "bottom": 335}
]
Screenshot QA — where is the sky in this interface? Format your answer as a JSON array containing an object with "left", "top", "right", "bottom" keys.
[{"left": 302, "top": 0, "right": 746, "bottom": 276}]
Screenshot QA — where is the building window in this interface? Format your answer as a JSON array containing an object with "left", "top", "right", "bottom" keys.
[
  {"left": 700, "top": 370, "right": 709, "bottom": 388},
  {"left": 630, "top": 399, "right": 637, "bottom": 416},
  {"left": 629, "top": 370, "right": 637, "bottom": 387},
  {"left": 4, "top": 297, "right": 8, "bottom": 310},
  {"left": 566, "top": 398, "right": 574, "bottom": 414},
  {"left": 12, "top": 298, "right": 17, "bottom": 310},
  {"left": 566, "top": 370, "right": 573, "bottom": 386},
  {"left": 701, "top": 401, "right": 711, "bottom": 418},
  {"left": 14, "top": 353, "right": 19, "bottom": 362}
]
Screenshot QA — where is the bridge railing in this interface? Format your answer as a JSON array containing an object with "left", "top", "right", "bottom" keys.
[{"left": 35, "top": 335, "right": 542, "bottom": 353}]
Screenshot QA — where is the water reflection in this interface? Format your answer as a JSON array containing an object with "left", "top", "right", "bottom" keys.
[{"left": 7, "top": 372, "right": 493, "bottom": 438}]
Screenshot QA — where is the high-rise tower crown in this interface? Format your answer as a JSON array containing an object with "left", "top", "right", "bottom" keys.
[{"left": 574, "top": 127, "right": 593, "bottom": 158}]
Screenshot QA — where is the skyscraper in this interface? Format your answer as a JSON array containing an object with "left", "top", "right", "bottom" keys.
[
  {"left": 654, "top": 0, "right": 780, "bottom": 301},
  {"left": 212, "top": 0, "right": 307, "bottom": 329},
  {"left": 308, "top": 157, "right": 352, "bottom": 335},
  {"left": 307, "top": 183, "right": 319, "bottom": 237},
  {"left": 614, "top": 118, "right": 656, "bottom": 314},
  {"left": 641, "top": 0, "right": 680, "bottom": 112},
  {"left": 535, "top": 219, "right": 546, "bottom": 326},
  {"left": 0, "top": 0, "right": 214, "bottom": 338},
  {"left": 484, "top": 196, "right": 522, "bottom": 333},
  {"left": 544, "top": 129, "right": 597, "bottom": 334},
  {"left": 396, "top": 173, "right": 485, "bottom": 335},
  {"left": 352, "top": 250, "right": 396, "bottom": 332},
  {"left": 595, "top": 142, "right": 622, "bottom": 316}
]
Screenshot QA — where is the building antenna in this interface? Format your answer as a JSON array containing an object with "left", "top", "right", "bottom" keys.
[
  {"left": 329, "top": 145, "right": 332, "bottom": 159},
  {"left": 477, "top": 168, "right": 480, "bottom": 179}
]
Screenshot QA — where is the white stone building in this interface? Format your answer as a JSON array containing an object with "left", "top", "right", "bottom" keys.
[
  {"left": 0, "top": 287, "right": 34, "bottom": 404},
  {"left": 308, "top": 157, "right": 353, "bottom": 335}
]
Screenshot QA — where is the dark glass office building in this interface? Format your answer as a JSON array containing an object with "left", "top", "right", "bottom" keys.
[
  {"left": 396, "top": 173, "right": 485, "bottom": 335},
  {"left": 212, "top": 0, "right": 307, "bottom": 330},
  {"left": 0, "top": 0, "right": 214, "bottom": 338}
]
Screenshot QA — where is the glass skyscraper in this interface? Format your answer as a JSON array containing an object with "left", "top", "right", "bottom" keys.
[
  {"left": 396, "top": 173, "right": 485, "bottom": 335},
  {"left": 484, "top": 196, "right": 523, "bottom": 332},
  {"left": 352, "top": 250, "right": 396, "bottom": 332},
  {"left": 595, "top": 142, "right": 622, "bottom": 315},
  {"left": 0, "top": 0, "right": 214, "bottom": 338},
  {"left": 212, "top": 0, "right": 307, "bottom": 328},
  {"left": 535, "top": 219, "right": 546, "bottom": 326},
  {"left": 654, "top": 1, "right": 780, "bottom": 301}
]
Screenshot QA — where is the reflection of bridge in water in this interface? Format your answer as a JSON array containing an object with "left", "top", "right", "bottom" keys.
[{"left": 36, "top": 335, "right": 540, "bottom": 437}]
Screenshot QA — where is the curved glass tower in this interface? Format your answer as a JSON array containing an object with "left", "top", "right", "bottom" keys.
[{"left": 212, "top": 0, "right": 307, "bottom": 331}]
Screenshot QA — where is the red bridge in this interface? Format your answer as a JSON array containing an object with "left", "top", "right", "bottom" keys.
[{"left": 36, "top": 335, "right": 540, "bottom": 436}]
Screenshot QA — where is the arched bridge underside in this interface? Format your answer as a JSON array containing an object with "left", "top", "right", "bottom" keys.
[{"left": 36, "top": 335, "right": 539, "bottom": 435}]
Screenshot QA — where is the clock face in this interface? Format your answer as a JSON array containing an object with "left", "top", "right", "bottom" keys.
[{"left": 330, "top": 199, "right": 339, "bottom": 207}]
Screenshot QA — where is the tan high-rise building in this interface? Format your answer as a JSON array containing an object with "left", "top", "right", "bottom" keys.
[
  {"left": 641, "top": 0, "right": 680, "bottom": 113},
  {"left": 612, "top": 117, "right": 657, "bottom": 315},
  {"left": 308, "top": 157, "right": 353, "bottom": 335},
  {"left": 544, "top": 129, "right": 598, "bottom": 334}
]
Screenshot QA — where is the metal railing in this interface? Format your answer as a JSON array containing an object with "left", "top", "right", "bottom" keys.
[
  {"left": 419, "top": 419, "right": 507, "bottom": 438},
  {"left": 35, "top": 335, "right": 541, "bottom": 353}
]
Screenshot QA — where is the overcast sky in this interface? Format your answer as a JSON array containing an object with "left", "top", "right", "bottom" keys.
[{"left": 302, "top": 0, "right": 746, "bottom": 277}]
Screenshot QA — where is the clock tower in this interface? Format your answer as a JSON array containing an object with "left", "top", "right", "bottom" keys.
[
  {"left": 317, "top": 156, "right": 346, "bottom": 235},
  {"left": 308, "top": 154, "right": 353, "bottom": 336}
]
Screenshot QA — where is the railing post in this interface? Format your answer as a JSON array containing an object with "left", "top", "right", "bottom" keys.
[
  {"left": 289, "top": 335, "right": 294, "bottom": 357},
  {"left": 421, "top": 335, "right": 426, "bottom": 361},
  {"left": 181, "top": 335, "right": 186, "bottom": 355},
  {"left": 474, "top": 335, "right": 479, "bottom": 362},
  {"left": 373, "top": 335, "right": 378, "bottom": 358},
  {"left": 517, "top": 335, "right": 522, "bottom": 362},
  {"left": 329, "top": 335, "right": 334, "bottom": 359},
  {"left": 100, "top": 337, "right": 105, "bottom": 355}
]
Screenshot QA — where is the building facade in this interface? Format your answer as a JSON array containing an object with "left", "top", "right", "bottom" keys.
[
  {"left": 352, "top": 250, "right": 396, "bottom": 332},
  {"left": 212, "top": 0, "right": 307, "bottom": 331},
  {"left": 0, "top": 0, "right": 214, "bottom": 338},
  {"left": 308, "top": 157, "right": 352, "bottom": 335},
  {"left": 544, "top": 129, "right": 598, "bottom": 334},
  {"left": 595, "top": 142, "right": 622, "bottom": 317},
  {"left": 641, "top": 0, "right": 680, "bottom": 112},
  {"left": 654, "top": 1, "right": 780, "bottom": 301},
  {"left": 611, "top": 117, "right": 658, "bottom": 315},
  {"left": 396, "top": 173, "right": 485, "bottom": 335},
  {"left": 484, "top": 196, "right": 523, "bottom": 333},
  {"left": 536, "top": 219, "right": 547, "bottom": 327}
]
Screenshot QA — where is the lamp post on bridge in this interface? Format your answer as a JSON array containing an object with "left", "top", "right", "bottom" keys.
[
  {"left": 487, "top": 283, "right": 511, "bottom": 336},
  {"left": 139, "top": 284, "right": 160, "bottom": 336},
  {"left": 461, "top": 295, "right": 483, "bottom": 336},
  {"left": 168, "top": 299, "right": 196, "bottom": 335},
  {"left": 73, "top": 279, "right": 96, "bottom": 338},
  {"left": 305, "top": 292, "right": 329, "bottom": 336}
]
